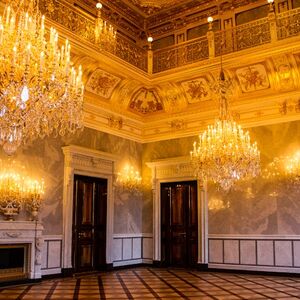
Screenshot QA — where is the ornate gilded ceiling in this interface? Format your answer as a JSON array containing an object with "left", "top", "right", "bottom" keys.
[
  {"left": 124, "top": 0, "right": 187, "bottom": 15},
  {"left": 75, "top": 0, "right": 262, "bottom": 41},
  {"left": 37, "top": 0, "right": 300, "bottom": 142}
]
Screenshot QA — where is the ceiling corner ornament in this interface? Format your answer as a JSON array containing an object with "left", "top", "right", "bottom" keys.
[
  {"left": 190, "top": 67, "right": 260, "bottom": 190},
  {"left": 0, "top": 0, "right": 84, "bottom": 155},
  {"left": 129, "top": 88, "right": 164, "bottom": 114},
  {"left": 95, "top": 2, "right": 117, "bottom": 51}
]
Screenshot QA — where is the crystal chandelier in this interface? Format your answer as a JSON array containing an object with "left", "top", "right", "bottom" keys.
[
  {"left": 190, "top": 69, "right": 260, "bottom": 190},
  {"left": 0, "top": 0, "right": 84, "bottom": 155},
  {"left": 0, "top": 160, "right": 44, "bottom": 221},
  {"left": 116, "top": 165, "right": 142, "bottom": 192},
  {"left": 95, "top": 3, "right": 117, "bottom": 50}
]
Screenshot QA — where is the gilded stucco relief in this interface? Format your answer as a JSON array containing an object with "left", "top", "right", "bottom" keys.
[
  {"left": 273, "top": 54, "right": 296, "bottom": 91},
  {"left": 236, "top": 64, "right": 270, "bottom": 92},
  {"left": 86, "top": 69, "right": 121, "bottom": 99},
  {"left": 129, "top": 88, "right": 164, "bottom": 114},
  {"left": 181, "top": 77, "right": 211, "bottom": 103}
]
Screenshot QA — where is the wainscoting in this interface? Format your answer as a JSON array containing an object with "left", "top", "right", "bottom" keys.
[
  {"left": 41, "top": 235, "right": 63, "bottom": 276},
  {"left": 112, "top": 234, "right": 153, "bottom": 267},
  {"left": 41, "top": 234, "right": 153, "bottom": 275},
  {"left": 208, "top": 235, "right": 300, "bottom": 273}
]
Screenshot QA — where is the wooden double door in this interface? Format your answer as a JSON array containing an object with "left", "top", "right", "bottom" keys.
[
  {"left": 72, "top": 175, "right": 107, "bottom": 273},
  {"left": 161, "top": 181, "right": 198, "bottom": 267}
]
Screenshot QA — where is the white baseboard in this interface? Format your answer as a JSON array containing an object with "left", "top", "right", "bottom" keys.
[
  {"left": 209, "top": 263, "right": 300, "bottom": 273},
  {"left": 113, "top": 259, "right": 153, "bottom": 267},
  {"left": 42, "top": 268, "right": 62, "bottom": 276}
]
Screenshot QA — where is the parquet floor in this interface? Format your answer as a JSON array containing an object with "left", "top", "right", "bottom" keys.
[{"left": 1, "top": 268, "right": 300, "bottom": 299}]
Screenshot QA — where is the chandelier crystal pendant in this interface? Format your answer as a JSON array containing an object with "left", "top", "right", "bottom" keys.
[
  {"left": 190, "top": 70, "right": 260, "bottom": 190},
  {"left": 0, "top": 0, "right": 84, "bottom": 155},
  {"left": 95, "top": 3, "right": 117, "bottom": 50}
]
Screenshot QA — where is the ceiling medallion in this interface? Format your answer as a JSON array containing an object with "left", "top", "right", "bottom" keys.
[{"left": 129, "top": 0, "right": 182, "bottom": 13}]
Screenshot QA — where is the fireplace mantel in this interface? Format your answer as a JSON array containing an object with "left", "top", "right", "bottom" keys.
[{"left": 0, "top": 221, "right": 44, "bottom": 280}]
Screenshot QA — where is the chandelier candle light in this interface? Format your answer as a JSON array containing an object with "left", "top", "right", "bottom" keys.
[
  {"left": 190, "top": 32, "right": 260, "bottom": 190},
  {"left": 0, "top": 0, "right": 84, "bottom": 155},
  {"left": 117, "top": 164, "right": 142, "bottom": 192},
  {"left": 95, "top": 2, "right": 117, "bottom": 50},
  {"left": 0, "top": 161, "right": 44, "bottom": 221}
]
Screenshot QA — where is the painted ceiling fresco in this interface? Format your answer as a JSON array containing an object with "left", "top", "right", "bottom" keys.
[
  {"left": 86, "top": 69, "right": 121, "bottom": 99},
  {"left": 84, "top": 53, "right": 300, "bottom": 123}
]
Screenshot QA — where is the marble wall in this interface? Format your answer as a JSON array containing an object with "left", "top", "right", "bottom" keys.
[
  {"left": 2, "top": 120, "right": 300, "bottom": 237},
  {"left": 0, "top": 128, "right": 143, "bottom": 236},
  {"left": 143, "top": 120, "right": 300, "bottom": 235},
  {"left": 208, "top": 120, "right": 300, "bottom": 235}
]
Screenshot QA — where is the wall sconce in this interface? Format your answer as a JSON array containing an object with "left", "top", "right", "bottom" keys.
[
  {"left": 0, "top": 160, "right": 44, "bottom": 221},
  {"left": 262, "top": 150, "right": 300, "bottom": 184},
  {"left": 117, "top": 164, "right": 142, "bottom": 192},
  {"left": 208, "top": 197, "right": 230, "bottom": 211}
]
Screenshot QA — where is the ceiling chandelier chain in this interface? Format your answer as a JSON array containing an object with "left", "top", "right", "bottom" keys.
[
  {"left": 0, "top": 0, "right": 84, "bottom": 155},
  {"left": 190, "top": 17, "right": 260, "bottom": 190}
]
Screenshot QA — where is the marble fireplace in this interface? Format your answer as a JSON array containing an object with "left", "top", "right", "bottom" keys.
[{"left": 0, "top": 221, "right": 43, "bottom": 282}]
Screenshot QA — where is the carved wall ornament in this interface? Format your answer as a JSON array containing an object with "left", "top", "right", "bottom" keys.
[
  {"left": 170, "top": 119, "right": 186, "bottom": 130},
  {"left": 129, "top": 88, "right": 164, "bottom": 114},
  {"left": 236, "top": 64, "right": 270, "bottom": 92},
  {"left": 2, "top": 232, "right": 22, "bottom": 238},
  {"left": 231, "top": 111, "right": 241, "bottom": 121},
  {"left": 108, "top": 116, "right": 123, "bottom": 130},
  {"left": 86, "top": 69, "right": 121, "bottom": 99},
  {"left": 181, "top": 77, "right": 211, "bottom": 103},
  {"left": 279, "top": 99, "right": 300, "bottom": 115},
  {"left": 272, "top": 55, "right": 295, "bottom": 90}
]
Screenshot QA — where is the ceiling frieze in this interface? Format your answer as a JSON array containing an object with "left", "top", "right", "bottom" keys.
[{"left": 78, "top": 35, "right": 300, "bottom": 142}]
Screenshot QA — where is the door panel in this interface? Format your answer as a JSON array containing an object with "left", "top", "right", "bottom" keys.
[
  {"left": 72, "top": 175, "right": 107, "bottom": 273},
  {"left": 161, "top": 181, "right": 198, "bottom": 267}
]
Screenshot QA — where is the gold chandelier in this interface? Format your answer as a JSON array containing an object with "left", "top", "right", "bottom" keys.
[
  {"left": 117, "top": 164, "right": 142, "bottom": 192},
  {"left": 190, "top": 70, "right": 260, "bottom": 190},
  {"left": 0, "top": 160, "right": 44, "bottom": 221},
  {"left": 0, "top": 0, "right": 84, "bottom": 155},
  {"left": 95, "top": 3, "right": 117, "bottom": 50}
]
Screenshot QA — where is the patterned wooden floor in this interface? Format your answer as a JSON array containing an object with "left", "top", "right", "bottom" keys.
[{"left": 1, "top": 268, "right": 300, "bottom": 299}]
